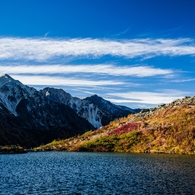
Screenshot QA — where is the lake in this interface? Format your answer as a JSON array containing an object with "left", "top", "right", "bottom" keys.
[{"left": 0, "top": 152, "right": 195, "bottom": 195}]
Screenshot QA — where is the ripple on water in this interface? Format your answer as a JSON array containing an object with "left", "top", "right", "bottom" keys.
[{"left": 0, "top": 152, "right": 195, "bottom": 195}]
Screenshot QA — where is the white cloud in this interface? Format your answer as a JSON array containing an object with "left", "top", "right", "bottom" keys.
[
  {"left": 170, "top": 78, "right": 195, "bottom": 83},
  {"left": 0, "top": 37, "right": 195, "bottom": 61},
  {"left": 0, "top": 64, "right": 173, "bottom": 77},
  {"left": 107, "top": 90, "right": 190, "bottom": 105},
  {"left": 11, "top": 75, "right": 124, "bottom": 87}
]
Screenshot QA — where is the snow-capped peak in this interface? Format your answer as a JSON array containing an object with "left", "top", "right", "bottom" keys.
[
  {"left": 0, "top": 74, "right": 15, "bottom": 88},
  {"left": 0, "top": 74, "right": 36, "bottom": 115}
]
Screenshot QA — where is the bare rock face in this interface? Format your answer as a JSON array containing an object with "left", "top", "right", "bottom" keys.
[{"left": 85, "top": 94, "right": 139, "bottom": 125}]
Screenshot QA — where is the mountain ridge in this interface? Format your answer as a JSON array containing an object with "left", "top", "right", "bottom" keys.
[{"left": 0, "top": 74, "right": 137, "bottom": 147}]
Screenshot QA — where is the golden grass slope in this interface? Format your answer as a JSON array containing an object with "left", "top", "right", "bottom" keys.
[{"left": 35, "top": 96, "right": 195, "bottom": 154}]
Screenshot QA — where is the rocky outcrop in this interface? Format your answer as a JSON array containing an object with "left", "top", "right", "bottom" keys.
[{"left": 135, "top": 96, "right": 195, "bottom": 118}]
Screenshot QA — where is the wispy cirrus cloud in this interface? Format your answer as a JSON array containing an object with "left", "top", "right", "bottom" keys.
[
  {"left": 0, "top": 36, "right": 194, "bottom": 108},
  {"left": 170, "top": 78, "right": 195, "bottom": 83},
  {"left": 0, "top": 64, "right": 173, "bottom": 77},
  {"left": 0, "top": 37, "right": 195, "bottom": 61},
  {"left": 111, "top": 27, "right": 130, "bottom": 37},
  {"left": 11, "top": 75, "right": 124, "bottom": 87},
  {"left": 106, "top": 90, "right": 189, "bottom": 105}
]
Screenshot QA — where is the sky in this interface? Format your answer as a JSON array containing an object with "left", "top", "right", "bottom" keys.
[{"left": 0, "top": 0, "right": 195, "bottom": 108}]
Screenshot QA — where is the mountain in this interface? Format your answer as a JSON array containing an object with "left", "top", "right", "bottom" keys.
[
  {"left": 85, "top": 94, "right": 139, "bottom": 125},
  {"left": 40, "top": 88, "right": 103, "bottom": 128},
  {"left": 0, "top": 74, "right": 137, "bottom": 147},
  {"left": 40, "top": 89, "right": 138, "bottom": 128},
  {"left": 36, "top": 96, "right": 195, "bottom": 155},
  {"left": 0, "top": 74, "right": 94, "bottom": 147},
  {"left": 0, "top": 74, "right": 36, "bottom": 116}
]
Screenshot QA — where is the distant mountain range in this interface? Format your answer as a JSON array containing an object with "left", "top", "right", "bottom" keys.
[{"left": 0, "top": 74, "right": 139, "bottom": 147}]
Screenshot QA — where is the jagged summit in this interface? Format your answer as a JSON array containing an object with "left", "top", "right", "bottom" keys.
[
  {"left": 0, "top": 74, "right": 36, "bottom": 115},
  {"left": 89, "top": 94, "right": 101, "bottom": 98},
  {"left": 0, "top": 74, "right": 15, "bottom": 87},
  {"left": 0, "top": 74, "right": 34, "bottom": 92},
  {"left": 0, "top": 73, "right": 12, "bottom": 78},
  {"left": 85, "top": 93, "right": 135, "bottom": 124},
  {"left": 0, "top": 74, "right": 18, "bottom": 82},
  {"left": 87, "top": 94, "right": 106, "bottom": 100}
]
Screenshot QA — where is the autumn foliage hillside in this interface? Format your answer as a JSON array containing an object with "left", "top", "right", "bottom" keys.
[{"left": 35, "top": 96, "right": 195, "bottom": 154}]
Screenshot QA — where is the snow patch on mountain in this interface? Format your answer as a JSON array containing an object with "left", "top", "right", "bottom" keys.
[
  {"left": 0, "top": 74, "right": 36, "bottom": 115},
  {"left": 41, "top": 88, "right": 103, "bottom": 128}
]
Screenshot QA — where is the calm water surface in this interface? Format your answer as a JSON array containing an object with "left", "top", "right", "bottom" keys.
[{"left": 0, "top": 152, "right": 195, "bottom": 195}]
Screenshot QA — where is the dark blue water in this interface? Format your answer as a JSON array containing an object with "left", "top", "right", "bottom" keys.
[{"left": 1, "top": 152, "right": 195, "bottom": 195}]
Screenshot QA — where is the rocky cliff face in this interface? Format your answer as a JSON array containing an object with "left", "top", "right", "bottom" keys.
[
  {"left": 85, "top": 94, "right": 139, "bottom": 125},
  {"left": 0, "top": 74, "right": 137, "bottom": 147},
  {"left": 40, "top": 88, "right": 103, "bottom": 128}
]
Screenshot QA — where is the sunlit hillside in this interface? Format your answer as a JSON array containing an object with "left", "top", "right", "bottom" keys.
[{"left": 35, "top": 96, "right": 195, "bottom": 155}]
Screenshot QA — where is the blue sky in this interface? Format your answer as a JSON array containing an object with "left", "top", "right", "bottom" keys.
[{"left": 0, "top": 0, "right": 195, "bottom": 108}]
